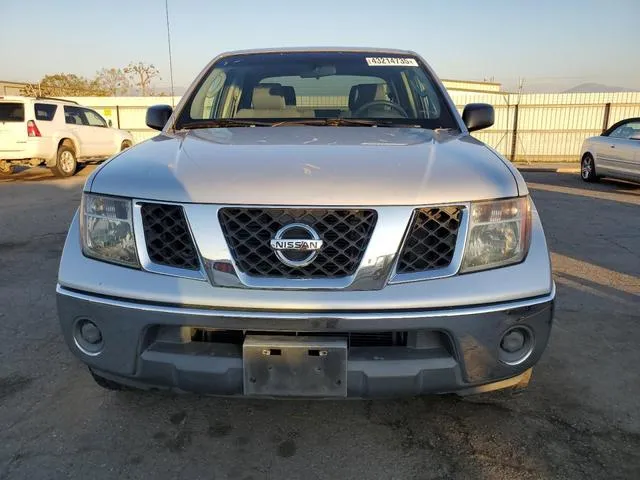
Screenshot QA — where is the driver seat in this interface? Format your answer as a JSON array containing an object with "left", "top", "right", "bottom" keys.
[{"left": 348, "top": 83, "right": 389, "bottom": 114}]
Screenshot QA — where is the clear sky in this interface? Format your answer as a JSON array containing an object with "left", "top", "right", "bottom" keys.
[{"left": 2, "top": 0, "right": 639, "bottom": 92}]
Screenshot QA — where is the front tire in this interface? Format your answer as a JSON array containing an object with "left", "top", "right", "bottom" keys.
[
  {"left": 50, "top": 145, "right": 77, "bottom": 177},
  {"left": 581, "top": 153, "right": 598, "bottom": 182}
]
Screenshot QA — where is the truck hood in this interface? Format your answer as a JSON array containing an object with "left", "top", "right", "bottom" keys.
[{"left": 89, "top": 127, "right": 518, "bottom": 205}]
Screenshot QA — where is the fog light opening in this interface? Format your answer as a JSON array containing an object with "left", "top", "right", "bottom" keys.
[
  {"left": 73, "top": 319, "right": 104, "bottom": 356},
  {"left": 499, "top": 326, "right": 534, "bottom": 366}
]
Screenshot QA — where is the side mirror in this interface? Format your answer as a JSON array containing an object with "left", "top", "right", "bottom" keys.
[
  {"left": 108, "top": 119, "right": 113, "bottom": 127},
  {"left": 462, "top": 103, "right": 494, "bottom": 132},
  {"left": 146, "top": 105, "right": 173, "bottom": 131}
]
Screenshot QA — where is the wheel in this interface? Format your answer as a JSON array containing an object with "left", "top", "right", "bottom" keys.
[
  {"left": 120, "top": 140, "right": 132, "bottom": 151},
  {"left": 50, "top": 145, "right": 77, "bottom": 177},
  {"left": 0, "top": 161, "right": 16, "bottom": 175},
  {"left": 581, "top": 153, "right": 598, "bottom": 182},
  {"left": 89, "top": 368, "right": 125, "bottom": 391}
]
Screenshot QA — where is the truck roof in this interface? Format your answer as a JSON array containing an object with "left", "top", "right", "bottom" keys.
[
  {"left": 0, "top": 95, "right": 78, "bottom": 104},
  {"left": 216, "top": 46, "right": 418, "bottom": 57}
]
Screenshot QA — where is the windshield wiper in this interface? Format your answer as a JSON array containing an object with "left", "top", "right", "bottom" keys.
[
  {"left": 178, "top": 119, "right": 273, "bottom": 130},
  {"left": 179, "top": 118, "right": 427, "bottom": 129},
  {"left": 270, "top": 118, "right": 378, "bottom": 127},
  {"left": 270, "top": 118, "right": 425, "bottom": 128}
]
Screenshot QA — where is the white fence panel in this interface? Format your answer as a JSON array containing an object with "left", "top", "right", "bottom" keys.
[{"left": 64, "top": 90, "right": 640, "bottom": 162}]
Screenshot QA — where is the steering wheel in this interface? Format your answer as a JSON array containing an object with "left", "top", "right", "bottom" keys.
[{"left": 353, "top": 100, "right": 408, "bottom": 118}]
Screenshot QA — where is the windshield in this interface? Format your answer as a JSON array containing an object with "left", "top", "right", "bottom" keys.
[{"left": 177, "top": 52, "right": 457, "bottom": 129}]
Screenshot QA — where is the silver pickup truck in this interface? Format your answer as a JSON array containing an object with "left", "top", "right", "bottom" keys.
[{"left": 57, "top": 48, "right": 554, "bottom": 398}]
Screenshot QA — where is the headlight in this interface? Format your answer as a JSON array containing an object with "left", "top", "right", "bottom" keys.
[
  {"left": 80, "top": 193, "right": 139, "bottom": 267},
  {"left": 461, "top": 196, "right": 531, "bottom": 273}
]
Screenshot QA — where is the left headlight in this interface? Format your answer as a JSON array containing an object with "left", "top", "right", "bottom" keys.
[
  {"left": 461, "top": 196, "right": 532, "bottom": 273},
  {"left": 80, "top": 193, "right": 139, "bottom": 268}
]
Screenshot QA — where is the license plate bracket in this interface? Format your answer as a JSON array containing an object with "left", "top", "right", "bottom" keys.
[{"left": 243, "top": 335, "right": 347, "bottom": 397}]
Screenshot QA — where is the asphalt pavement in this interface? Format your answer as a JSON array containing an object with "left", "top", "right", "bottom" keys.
[{"left": 0, "top": 166, "right": 639, "bottom": 480}]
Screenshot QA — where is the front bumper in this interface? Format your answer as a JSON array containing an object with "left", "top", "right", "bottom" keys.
[{"left": 57, "top": 285, "right": 554, "bottom": 397}]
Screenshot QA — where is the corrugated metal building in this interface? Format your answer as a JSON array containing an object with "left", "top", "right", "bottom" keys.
[{"left": 0, "top": 80, "right": 28, "bottom": 96}]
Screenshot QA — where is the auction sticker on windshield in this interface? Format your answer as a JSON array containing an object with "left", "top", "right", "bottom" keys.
[{"left": 366, "top": 57, "right": 419, "bottom": 67}]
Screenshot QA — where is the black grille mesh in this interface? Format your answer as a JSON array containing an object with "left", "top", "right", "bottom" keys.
[
  {"left": 218, "top": 208, "right": 377, "bottom": 278},
  {"left": 140, "top": 203, "right": 200, "bottom": 270},
  {"left": 397, "top": 206, "right": 462, "bottom": 274},
  {"left": 191, "top": 329, "right": 407, "bottom": 348}
]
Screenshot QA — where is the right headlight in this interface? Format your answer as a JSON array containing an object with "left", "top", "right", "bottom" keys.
[
  {"left": 460, "top": 196, "right": 532, "bottom": 273},
  {"left": 80, "top": 193, "right": 140, "bottom": 268}
]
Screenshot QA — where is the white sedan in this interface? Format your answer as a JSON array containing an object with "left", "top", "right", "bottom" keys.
[{"left": 580, "top": 117, "right": 640, "bottom": 183}]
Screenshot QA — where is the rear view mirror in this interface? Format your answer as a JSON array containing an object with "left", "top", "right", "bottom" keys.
[
  {"left": 300, "top": 65, "right": 337, "bottom": 79},
  {"left": 462, "top": 103, "right": 494, "bottom": 132},
  {"left": 146, "top": 105, "right": 173, "bottom": 131}
]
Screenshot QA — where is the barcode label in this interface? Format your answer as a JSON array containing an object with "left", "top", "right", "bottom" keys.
[{"left": 366, "top": 57, "right": 419, "bottom": 67}]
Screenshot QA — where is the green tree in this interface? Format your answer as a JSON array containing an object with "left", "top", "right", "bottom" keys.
[
  {"left": 124, "top": 62, "right": 160, "bottom": 96},
  {"left": 21, "top": 73, "right": 109, "bottom": 97},
  {"left": 95, "top": 68, "right": 130, "bottom": 96}
]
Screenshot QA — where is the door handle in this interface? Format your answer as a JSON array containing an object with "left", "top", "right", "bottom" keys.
[{"left": 610, "top": 145, "right": 616, "bottom": 148}]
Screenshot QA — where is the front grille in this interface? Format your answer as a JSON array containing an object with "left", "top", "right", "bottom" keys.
[
  {"left": 191, "top": 329, "right": 407, "bottom": 348},
  {"left": 218, "top": 208, "right": 377, "bottom": 278},
  {"left": 140, "top": 203, "right": 200, "bottom": 270},
  {"left": 396, "top": 206, "right": 462, "bottom": 274}
]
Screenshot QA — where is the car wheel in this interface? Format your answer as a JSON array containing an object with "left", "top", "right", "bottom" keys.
[
  {"left": 89, "top": 368, "right": 126, "bottom": 391},
  {"left": 121, "top": 140, "right": 132, "bottom": 151},
  {"left": 581, "top": 154, "right": 598, "bottom": 182},
  {"left": 51, "top": 145, "right": 77, "bottom": 177},
  {"left": 0, "top": 161, "right": 16, "bottom": 175}
]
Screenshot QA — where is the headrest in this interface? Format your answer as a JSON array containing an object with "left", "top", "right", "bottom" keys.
[
  {"left": 281, "top": 86, "right": 296, "bottom": 106},
  {"left": 252, "top": 86, "right": 285, "bottom": 110}
]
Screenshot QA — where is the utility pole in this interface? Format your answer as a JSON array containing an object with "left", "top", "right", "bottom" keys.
[
  {"left": 510, "top": 78, "right": 525, "bottom": 162},
  {"left": 165, "top": 0, "right": 175, "bottom": 106}
]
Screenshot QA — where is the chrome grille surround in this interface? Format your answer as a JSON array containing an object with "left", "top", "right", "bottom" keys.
[
  {"left": 132, "top": 201, "right": 207, "bottom": 281},
  {"left": 397, "top": 206, "right": 463, "bottom": 274},
  {"left": 140, "top": 203, "right": 200, "bottom": 270},
  {"left": 130, "top": 202, "right": 469, "bottom": 289}
]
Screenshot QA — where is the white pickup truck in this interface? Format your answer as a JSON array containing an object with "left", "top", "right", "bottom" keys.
[{"left": 0, "top": 96, "right": 133, "bottom": 176}]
